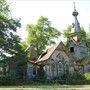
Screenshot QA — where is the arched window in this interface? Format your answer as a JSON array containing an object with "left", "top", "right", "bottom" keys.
[
  {"left": 58, "top": 62, "right": 63, "bottom": 74},
  {"left": 65, "top": 64, "right": 69, "bottom": 73},
  {"left": 33, "top": 67, "right": 36, "bottom": 75},
  {"left": 51, "top": 64, "right": 55, "bottom": 72},
  {"left": 51, "top": 63, "right": 56, "bottom": 77}
]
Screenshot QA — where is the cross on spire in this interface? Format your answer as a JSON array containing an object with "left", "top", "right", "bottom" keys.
[{"left": 73, "top": 2, "right": 76, "bottom": 11}]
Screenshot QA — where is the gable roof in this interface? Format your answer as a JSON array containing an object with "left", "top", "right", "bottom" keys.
[
  {"left": 35, "top": 41, "right": 76, "bottom": 64},
  {"left": 35, "top": 42, "right": 61, "bottom": 63}
]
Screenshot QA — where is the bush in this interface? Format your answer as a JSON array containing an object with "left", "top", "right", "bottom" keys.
[
  {"left": 84, "top": 72, "right": 90, "bottom": 80},
  {"left": 0, "top": 75, "right": 22, "bottom": 85}
]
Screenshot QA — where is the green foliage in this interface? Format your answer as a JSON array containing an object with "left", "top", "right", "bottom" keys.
[
  {"left": 84, "top": 72, "right": 90, "bottom": 80},
  {"left": 0, "top": 75, "right": 23, "bottom": 85},
  {"left": 63, "top": 25, "right": 72, "bottom": 37},
  {"left": 63, "top": 25, "right": 86, "bottom": 38},
  {"left": 0, "top": 0, "right": 10, "bottom": 17},
  {"left": 80, "top": 27, "right": 86, "bottom": 41},
  {"left": 0, "top": 0, "right": 27, "bottom": 79},
  {"left": 86, "top": 33, "right": 90, "bottom": 51},
  {"left": 0, "top": 0, "right": 21, "bottom": 61},
  {"left": 26, "top": 16, "right": 61, "bottom": 55},
  {"left": 20, "top": 41, "right": 28, "bottom": 50}
]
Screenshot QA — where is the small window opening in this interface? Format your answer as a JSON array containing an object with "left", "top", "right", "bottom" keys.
[
  {"left": 70, "top": 47, "right": 74, "bottom": 53},
  {"left": 33, "top": 67, "right": 36, "bottom": 75}
]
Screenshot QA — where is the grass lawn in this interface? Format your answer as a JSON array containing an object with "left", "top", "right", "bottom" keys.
[{"left": 0, "top": 85, "right": 90, "bottom": 90}]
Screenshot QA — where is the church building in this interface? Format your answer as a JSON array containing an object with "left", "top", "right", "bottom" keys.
[{"left": 26, "top": 3, "right": 90, "bottom": 80}]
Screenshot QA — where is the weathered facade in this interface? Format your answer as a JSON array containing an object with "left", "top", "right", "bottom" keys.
[
  {"left": 26, "top": 3, "right": 90, "bottom": 80},
  {"left": 35, "top": 42, "right": 75, "bottom": 79}
]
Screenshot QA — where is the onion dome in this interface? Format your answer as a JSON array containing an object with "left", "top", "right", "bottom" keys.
[{"left": 72, "top": 2, "right": 79, "bottom": 16}]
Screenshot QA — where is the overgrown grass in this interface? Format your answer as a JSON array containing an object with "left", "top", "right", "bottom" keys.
[
  {"left": 1, "top": 85, "right": 90, "bottom": 90},
  {"left": 0, "top": 72, "right": 90, "bottom": 86}
]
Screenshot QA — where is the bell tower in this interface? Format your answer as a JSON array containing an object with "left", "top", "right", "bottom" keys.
[
  {"left": 67, "top": 2, "right": 88, "bottom": 60},
  {"left": 68, "top": 2, "right": 81, "bottom": 42}
]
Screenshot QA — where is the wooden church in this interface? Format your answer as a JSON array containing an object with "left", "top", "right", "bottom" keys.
[{"left": 26, "top": 3, "right": 90, "bottom": 80}]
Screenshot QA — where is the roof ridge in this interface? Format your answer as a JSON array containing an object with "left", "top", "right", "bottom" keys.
[{"left": 35, "top": 41, "right": 62, "bottom": 63}]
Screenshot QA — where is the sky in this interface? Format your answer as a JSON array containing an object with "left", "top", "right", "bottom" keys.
[{"left": 9, "top": 0, "right": 90, "bottom": 41}]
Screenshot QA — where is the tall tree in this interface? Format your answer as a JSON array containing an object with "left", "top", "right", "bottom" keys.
[
  {"left": 0, "top": 0, "right": 27, "bottom": 79},
  {"left": 25, "top": 16, "right": 61, "bottom": 56}
]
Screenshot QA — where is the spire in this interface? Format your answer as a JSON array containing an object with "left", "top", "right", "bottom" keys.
[
  {"left": 72, "top": 2, "right": 80, "bottom": 32},
  {"left": 74, "top": 2, "right": 76, "bottom": 11}
]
